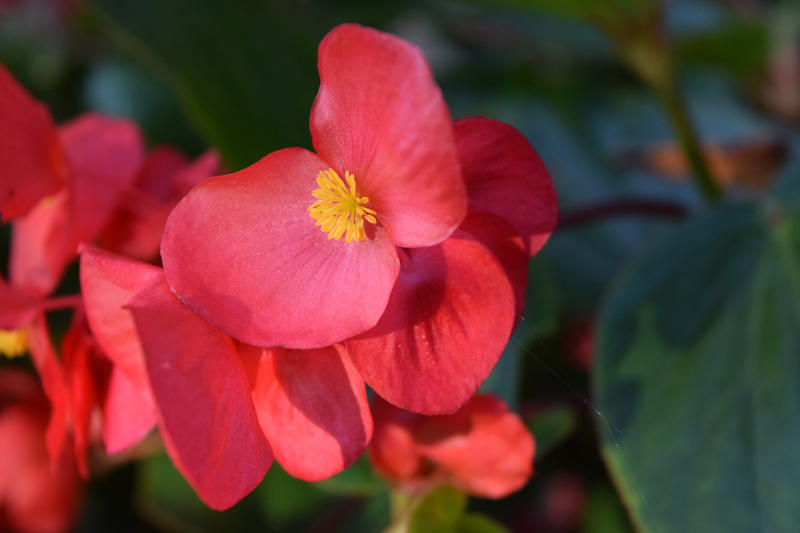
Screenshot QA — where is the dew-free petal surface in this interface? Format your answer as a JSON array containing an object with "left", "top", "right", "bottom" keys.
[
  {"left": 347, "top": 230, "right": 515, "bottom": 415},
  {"left": 128, "top": 274, "right": 272, "bottom": 510},
  {"left": 459, "top": 212, "right": 528, "bottom": 319},
  {"left": 162, "top": 147, "right": 399, "bottom": 349},
  {"left": 26, "top": 314, "right": 69, "bottom": 464},
  {"left": 455, "top": 116, "right": 557, "bottom": 256},
  {"left": 0, "top": 63, "right": 65, "bottom": 221},
  {"left": 60, "top": 114, "right": 145, "bottom": 246},
  {"left": 103, "top": 365, "right": 156, "bottom": 454},
  {"left": 79, "top": 244, "right": 161, "bottom": 393},
  {"left": 0, "top": 277, "right": 38, "bottom": 330},
  {"left": 416, "top": 395, "right": 535, "bottom": 499},
  {"left": 240, "top": 343, "right": 372, "bottom": 481},
  {"left": 311, "top": 24, "right": 466, "bottom": 248}
]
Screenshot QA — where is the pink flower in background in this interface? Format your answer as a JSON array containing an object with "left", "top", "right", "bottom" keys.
[
  {"left": 0, "top": 369, "right": 82, "bottom": 533},
  {"left": 369, "top": 393, "right": 535, "bottom": 499}
]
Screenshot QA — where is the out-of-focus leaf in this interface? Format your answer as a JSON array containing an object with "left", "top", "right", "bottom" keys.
[
  {"left": 254, "top": 464, "right": 332, "bottom": 529},
  {"left": 677, "top": 19, "right": 769, "bottom": 79},
  {"left": 137, "top": 452, "right": 249, "bottom": 532},
  {"left": 340, "top": 490, "right": 391, "bottom": 533},
  {"left": 528, "top": 403, "right": 578, "bottom": 459},
  {"left": 314, "top": 454, "right": 385, "bottom": 497},
  {"left": 594, "top": 198, "right": 800, "bottom": 532},
  {"left": 88, "top": 0, "right": 321, "bottom": 171},
  {"left": 409, "top": 486, "right": 467, "bottom": 533},
  {"left": 582, "top": 484, "right": 635, "bottom": 533},
  {"left": 457, "top": 513, "right": 511, "bottom": 533}
]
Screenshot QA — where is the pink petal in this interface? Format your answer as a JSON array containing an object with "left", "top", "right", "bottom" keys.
[
  {"left": 25, "top": 314, "right": 69, "bottom": 464},
  {"left": 0, "top": 277, "right": 38, "bottom": 330},
  {"left": 346, "top": 230, "right": 515, "bottom": 415},
  {"left": 417, "top": 395, "right": 535, "bottom": 499},
  {"left": 455, "top": 117, "right": 558, "bottom": 256},
  {"left": 458, "top": 212, "right": 528, "bottom": 320},
  {"left": 311, "top": 24, "right": 467, "bottom": 248},
  {"left": 368, "top": 394, "right": 428, "bottom": 483},
  {"left": 103, "top": 365, "right": 156, "bottom": 454},
  {"left": 0, "top": 63, "right": 65, "bottom": 221},
  {"left": 60, "top": 113, "right": 145, "bottom": 246},
  {"left": 239, "top": 343, "right": 372, "bottom": 481},
  {"left": 10, "top": 189, "right": 73, "bottom": 296},
  {"left": 60, "top": 314, "right": 100, "bottom": 478},
  {"left": 128, "top": 273, "right": 272, "bottom": 510},
  {"left": 79, "top": 244, "right": 161, "bottom": 393},
  {"left": 161, "top": 147, "right": 399, "bottom": 349}
]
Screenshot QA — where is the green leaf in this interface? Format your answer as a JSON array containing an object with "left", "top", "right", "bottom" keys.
[
  {"left": 314, "top": 454, "right": 386, "bottom": 497},
  {"left": 458, "top": 514, "right": 511, "bottom": 533},
  {"left": 594, "top": 201, "right": 800, "bottom": 532},
  {"left": 254, "top": 464, "right": 332, "bottom": 528},
  {"left": 409, "top": 486, "right": 468, "bottom": 533},
  {"left": 676, "top": 19, "right": 769, "bottom": 79},
  {"left": 88, "top": 0, "right": 321, "bottom": 170},
  {"left": 528, "top": 403, "right": 578, "bottom": 459},
  {"left": 582, "top": 484, "right": 635, "bottom": 533}
]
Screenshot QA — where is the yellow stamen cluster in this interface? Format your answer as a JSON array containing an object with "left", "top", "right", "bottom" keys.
[
  {"left": 308, "top": 168, "right": 377, "bottom": 243},
  {"left": 0, "top": 328, "right": 28, "bottom": 359}
]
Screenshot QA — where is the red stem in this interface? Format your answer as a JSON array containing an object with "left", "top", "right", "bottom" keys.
[
  {"left": 557, "top": 199, "right": 688, "bottom": 230},
  {"left": 38, "top": 294, "right": 84, "bottom": 312}
]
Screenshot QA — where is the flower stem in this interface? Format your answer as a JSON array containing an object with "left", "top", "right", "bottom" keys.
[
  {"left": 558, "top": 198, "right": 687, "bottom": 230},
  {"left": 38, "top": 294, "right": 83, "bottom": 312},
  {"left": 655, "top": 85, "right": 723, "bottom": 201}
]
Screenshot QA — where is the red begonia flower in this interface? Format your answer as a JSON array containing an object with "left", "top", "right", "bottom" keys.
[
  {"left": 127, "top": 273, "right": 273, "bottom": 511},
  {"left": 0, "top": 369, "right": 82, "bottom": 533},
  {"left": 161, "top": 23, "right": 467, "bottom": 350},
  {"left": 11, "top": 113, "right": 144, "bottom": 296},
  {"left": 239, "top": 342, "right": 373, "bottom": 482},
  {"left": 0, "top": 62, "right": 65, "bottom": 222},
  {"left": 454, "top": 116, "right": 558, "bottom": 257},
  {"left": 79, "top": 245, "right": 161, "bottom": 453},
  {"left": 25, "top": 313, "right": 70, "bottom": 463},
  {"left": 369, "top": 394, "right": 535, "bottom": 499},
  {"left": 346, "top": 229, "right": 516, "bottom": 415},
  {"left": 100, "top": 148, "right": 221, "bottom": 262}
]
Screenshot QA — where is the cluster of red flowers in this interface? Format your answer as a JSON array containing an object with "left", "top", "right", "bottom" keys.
[{"left": 1, "top": 23, "right": 556, "bottom": 520}]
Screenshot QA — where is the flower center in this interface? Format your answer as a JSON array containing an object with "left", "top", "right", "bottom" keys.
[
  {"left": 308, "top": 168, "right": 377, "bottom": 243},
  {"left": 0, "top": 328, "right": 28, "bottom": 359}
]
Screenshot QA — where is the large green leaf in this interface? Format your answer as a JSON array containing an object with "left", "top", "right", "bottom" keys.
[
  {"left": 88, "top": 0, "right": 321, "bottom": 171},
  {"left": 593, "top": 200, "right": 800, "bottom": 532}
]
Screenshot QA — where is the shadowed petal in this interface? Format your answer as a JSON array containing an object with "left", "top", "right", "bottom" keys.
[
  {"left": 459, "top": 212, "right": 528, "bottom": 320},
  {"left": 416, "top": 395, "right": 535, "bottom": 499},
  {"left": 79, "top": 244, "right": 161, "bottom": 393},
  {"left": 0, "top": 63, "right": 65, "bottom": 221},
  {"left": 455, "top": 117, "right": 557, "bottom": 256},
  {"left": 128, "top": 274, "right": 272, "bottom": 510},
  {"left": 240, "top": 343, "right": 372, "bottom": 481},
  {"left": 26, "top": 314, "right": 69, "bottom": 464},
  {"left": 311, "top": 24, "right": 466, "bottom": 248},
  {"left": 346, "top": 230, "right": 515, "bottom": 415},
  {"left": 162, "top": 147, "right": 399, "bottom": 349}
]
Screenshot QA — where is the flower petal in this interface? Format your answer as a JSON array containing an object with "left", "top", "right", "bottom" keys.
[
  {"left": 311, "top": 24, "right": 467, "bottom": 248},
  {"left": 161, "top": 147, "right": 399, "bottom": 349},
  {"left": 79, "top": 244, "right": 161, "bottom": 393},
  {"left": 458, "top": 212, "right": 528, "bottom": 320},
  {"left": 346, "top": 230, "right": 515, "bottom": 415},
  {"left": 416, "top": 395, "right": 535, "bottom": 499},
  {"left": 26, "top": 313, "right": 69, "bottom": 464},
  {"left": 0, "top": 276, "right": 38, "bottom": 330},
  {"left": 103, "top": 365, "right": 156, "bottom": 454},
  {"left": 60, "top": 113, "right": 145, "bottom": 245},
  {"left": 0, "top": 63, "right": 65, "bottom": 221},
  {"left": 455, "top": 117, "right": 558, "bottom": 256},
  {"left": 128, "top": 273, "right": 272, "bottom": 510},
  {"left": 239, "top": 343, "right": 372, "bottom": 481}
]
